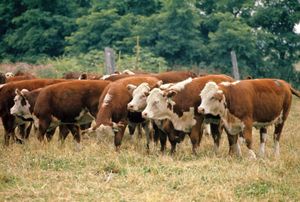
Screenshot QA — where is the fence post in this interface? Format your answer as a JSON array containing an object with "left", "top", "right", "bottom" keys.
[
  {"left": 104, "top": 47, "right": 115, "bottom": 74},
  {"left": 231, "top": 50, "right": 240, "bottom": 80}
]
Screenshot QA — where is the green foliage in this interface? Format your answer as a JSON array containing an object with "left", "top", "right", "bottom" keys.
[
  {"left": 117, "top": 48, "right": 168, "bottom": 73},
  {"left": 0, "top": 0, "right": 299, "bottom": 85}
]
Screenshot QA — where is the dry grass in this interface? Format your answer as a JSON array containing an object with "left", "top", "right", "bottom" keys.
[{"left": 0, "top": 97, "right": 299, "bottom": 201}]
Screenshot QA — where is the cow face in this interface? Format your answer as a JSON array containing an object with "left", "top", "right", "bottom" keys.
[
  {"left": 10, "top": 89, "right": 32, "bottom": 119},
  {"left": 5, "top": 72, "right": 14, "bottom": 78},
  {"left": 142, "top": 88, "right": 170, "bottom": 120},
  {"left": 127, "top": 83, "right": 150, "bottom": 112},
  {"left": 198, "top": 82, "right": 226, "bottom": 116}
]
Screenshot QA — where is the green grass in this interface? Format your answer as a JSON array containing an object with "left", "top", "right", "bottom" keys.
[{"left": 0, "top": 97, "right": 299, "bottom": 201}]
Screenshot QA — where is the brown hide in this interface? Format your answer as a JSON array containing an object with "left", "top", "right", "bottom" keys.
[
  {"left": 95, "top": 76, "right": 161, "bottom": 128},
  {"left": 172, "top": 74, "right": 234, "bottom": 117},
  {"left": 220, "top": 79, "right": 293, "bottom": 123},
  {"left": 152, "top": 70, "right": 197, "bottom": 83},
  {"left": 34, "top": 80, "right": 110, "bottom": 122}
]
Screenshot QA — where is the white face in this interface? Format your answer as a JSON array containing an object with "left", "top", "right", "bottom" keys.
[
  {"left": 5, "top": 72, "right": 14, "bottom": 78},
  {"left": 198, "top": 82, "right": 226, "bottom": 116},
  {"left": 142, "top": 88, "right": 170, "bottom": 120},
  {"left": 127, "top": 83, "right": 150, "bottom": 112},
  {"left": 10, "top": 92, "right": 32, "bottom": 119}
]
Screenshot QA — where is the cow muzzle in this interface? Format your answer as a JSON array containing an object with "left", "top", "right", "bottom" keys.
[{"left": 197, "top": 106, "right": 205, "bottom": 114}]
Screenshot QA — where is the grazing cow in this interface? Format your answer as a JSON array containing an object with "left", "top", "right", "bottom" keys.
[
  {"left": 197, "top": 79, "right": 300, "bottom": 158},
  {"left": 142, "top": 75, "right": 234, "bottom": 154},
  {"left": 30, "top": 80, "right": 110, "bottom": 149},
  {"left": 0, "top": 79, "right": 67, "bottom": 145}
]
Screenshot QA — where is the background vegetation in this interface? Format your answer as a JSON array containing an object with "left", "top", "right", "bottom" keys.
[{"left": 0, "top": 0, "right": 299, "bottom": 86}]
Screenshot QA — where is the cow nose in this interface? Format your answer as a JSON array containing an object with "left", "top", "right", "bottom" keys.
[
  {"left": 127, "top": 104, "right": 133, "bottom": 109},
  {"left": 142, "top": 112, "right": 148, "bottom": 118},
  {"left": 198, "top": 107, "right": 205, "bottom": 114}
]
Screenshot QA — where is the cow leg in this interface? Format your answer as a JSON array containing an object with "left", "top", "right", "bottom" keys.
[
  {"left": 45, "top": 127, "right": 57, "bottom": 142},
  {"left": 153, "top": 123, "right": 167, "bottom": 153},
  {"left": 243, "top": 124, "right": 256, "bottom": 159},
  {"left": 58, "top": 125, "right": 69, "bottom": 144},
  {"left": 273, "top": 123, "right": 284, "bottom": 158},
  {"left": 189, "top": 119, "right": 203, "bottom": 155},
  {"left": 259, "top": 127, "right": 267, "bottom": 157},
  {"left": 66, "top": 124, "right": 81, "bottom": 151},
  {"left": 37, "top": 118, "right": 51, "bottom": 142},
  {"left": 142, "top": 120, "right": 153, "bottom": 152},
  {"left": 114, "top": 123, "right": 127, "bottom": 151},
  {"left": 137, "top": 123, "right": 143, "bottom": 139},
  {"left": 227, "top": 133, "right": 240, "bottom": 157},
  {"left": 128, "top": 122, "right": 137, "bottom": 142},
  {"left": 24, "top": 122, "right": 33, "bottom": 139},
  {"left": 210, "top": 123, "right": 222, "bottom": 153},
  {"left": 2, "top": 115, "right": 16, "bottom": 146}
]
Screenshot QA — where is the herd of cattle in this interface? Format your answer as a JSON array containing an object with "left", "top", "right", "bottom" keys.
[{"left": 0, "top": 69, "right": 299, "bottom": 159}]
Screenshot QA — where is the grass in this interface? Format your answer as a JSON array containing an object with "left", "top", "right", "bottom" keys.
[{"left": 0, "top": 97, "right": 299, "bottom": 201}]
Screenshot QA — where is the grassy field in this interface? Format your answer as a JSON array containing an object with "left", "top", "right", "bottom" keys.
[{"left": 0, "top": 97, "right": 299, "bottom": 201}]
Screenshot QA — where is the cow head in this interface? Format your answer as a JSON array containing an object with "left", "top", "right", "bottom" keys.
[
  {"left": 198, "top": 82, "right": 226, "bottom": 116},
  {"left": 127, "top": 83, "right": 151, "bottom": 112},
  {"left": 142, "top": 88, "right": 171, "bottom": 120},
  {"left": 5, "top": 72, "right": 14, "bottom": 78},
  {"left": 10, "top": 88, "right": 32, "bottom": 119}
]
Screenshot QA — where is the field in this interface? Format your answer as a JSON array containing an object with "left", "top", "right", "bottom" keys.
[{"left": 0, "top": 97, "right": 299, "bottom": 201}]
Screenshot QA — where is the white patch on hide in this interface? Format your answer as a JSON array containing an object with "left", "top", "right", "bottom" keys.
[
  {"left": 102, "top": 93, "right": 112, "bottom": 107},
  {"left": 168, "top": 77, "right": 193, "bottom": 92}
]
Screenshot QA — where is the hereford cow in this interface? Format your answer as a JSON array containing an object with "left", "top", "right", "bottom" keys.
[
  {"left": 10, "top": 88, "right": 82, "bottom": 143},
  {"left": 141, "top": 75, "right": 234, "bottom": 154},
  {"left": 197, "top": 79, "right": 300, "bottom": 158},
  {"left": 89, "top": 71, "right": 197, "bottom": 151},
  {"left": 29, "top": 80, "right": 110, "bottom": 149},
  {"left": 89, "top": 76, "right": 162, "bottom": 151},
  {"left": 0, "top": 79, "right": 67, "bottom": 145}
]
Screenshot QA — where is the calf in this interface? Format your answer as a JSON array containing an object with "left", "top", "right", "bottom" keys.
[
  {"left": 142, "top": 75, "right": 234, "bottom": 154},
  {"left": 32, "top": 80, "right": 110, "bottom": 149},
  {"left": 0, "top": 79, "right": 66, "bottom": 145},
  {"left": 198, "top": 79, "right": 300, "bottom": 158}
]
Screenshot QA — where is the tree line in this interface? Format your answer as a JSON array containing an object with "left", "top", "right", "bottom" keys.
[{"left": 0, "top": 0, "right": 299, "bottom": 86}]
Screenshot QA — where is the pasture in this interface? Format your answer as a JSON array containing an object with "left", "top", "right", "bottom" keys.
[{"left": 0, "top": 97, "right": 299, "bottom": 201}]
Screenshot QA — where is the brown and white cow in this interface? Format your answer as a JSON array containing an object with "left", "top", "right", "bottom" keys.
[
  {"left": 197, "top": 79, "right": 300, "bottom": 158},
  {"left": 89, "top": 71, "right": 197, "bottom": 151},
  {"left": 10, "top": 88, "right": 86, "bottom": 144},
  {"left": 0, "top": 79, "right": 67, "bottom": 145},
  {"left": 141, "top": 75, "right": 234, "bottom": 154},
  {"left": 28, "top": 80, "right": 110, "bottom": 149}
]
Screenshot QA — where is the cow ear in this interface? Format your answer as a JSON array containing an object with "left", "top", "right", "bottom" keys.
[
  {"left": 15, "top": 88, "right": 22, "bottom": 96},
  {"left": 166, "top": 89, "right": 178, "bottom": 98},
  {"left": 155, "top": 80, "right": 163, "bottom": 87},
  {"left": 127, "top": 84, "right": 137, "bottom": 94},
  {"left": 213, "top": 92, "right": 223, "bottom": 101}
]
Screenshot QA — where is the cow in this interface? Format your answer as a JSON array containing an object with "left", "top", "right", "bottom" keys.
[
  {"left": 29, "top": 80, "right": 110, "bottom": 149},
  {"left": 141, "top": 75, "right": 234, "bottom": 154},
  {"left": 197, "top": 79, "right": 300, "bottom": 158},
  {"left": 11, "top": 88, "right": 80, "bottom": 143},
  {"left": 88, "top": 71, "right": 198, "bottom": 151},
  {"left": 0, "top": 79, "right": 67, "bottom": 145},
  {"left": 89, "top": 76, "right": 162, "bottom": 151}
]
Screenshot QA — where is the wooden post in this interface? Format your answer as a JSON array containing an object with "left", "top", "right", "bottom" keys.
[
  {"left": 104, "top": 47, "right": 115, "bottom": 74},
  {"left": 135, "top": 36, "right": 140, "bottom": 70},
  {"left": 231, "top": 50, "right": 240, "bottom": 80}
]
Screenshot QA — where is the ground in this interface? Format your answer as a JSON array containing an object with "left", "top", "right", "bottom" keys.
[{"left": 0, "top": 97, "right": 299, "bottom": 201}]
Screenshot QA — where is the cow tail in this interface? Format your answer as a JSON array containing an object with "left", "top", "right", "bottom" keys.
[{"left": 291, "top": 86, "right": 300, "bottom": 98}]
